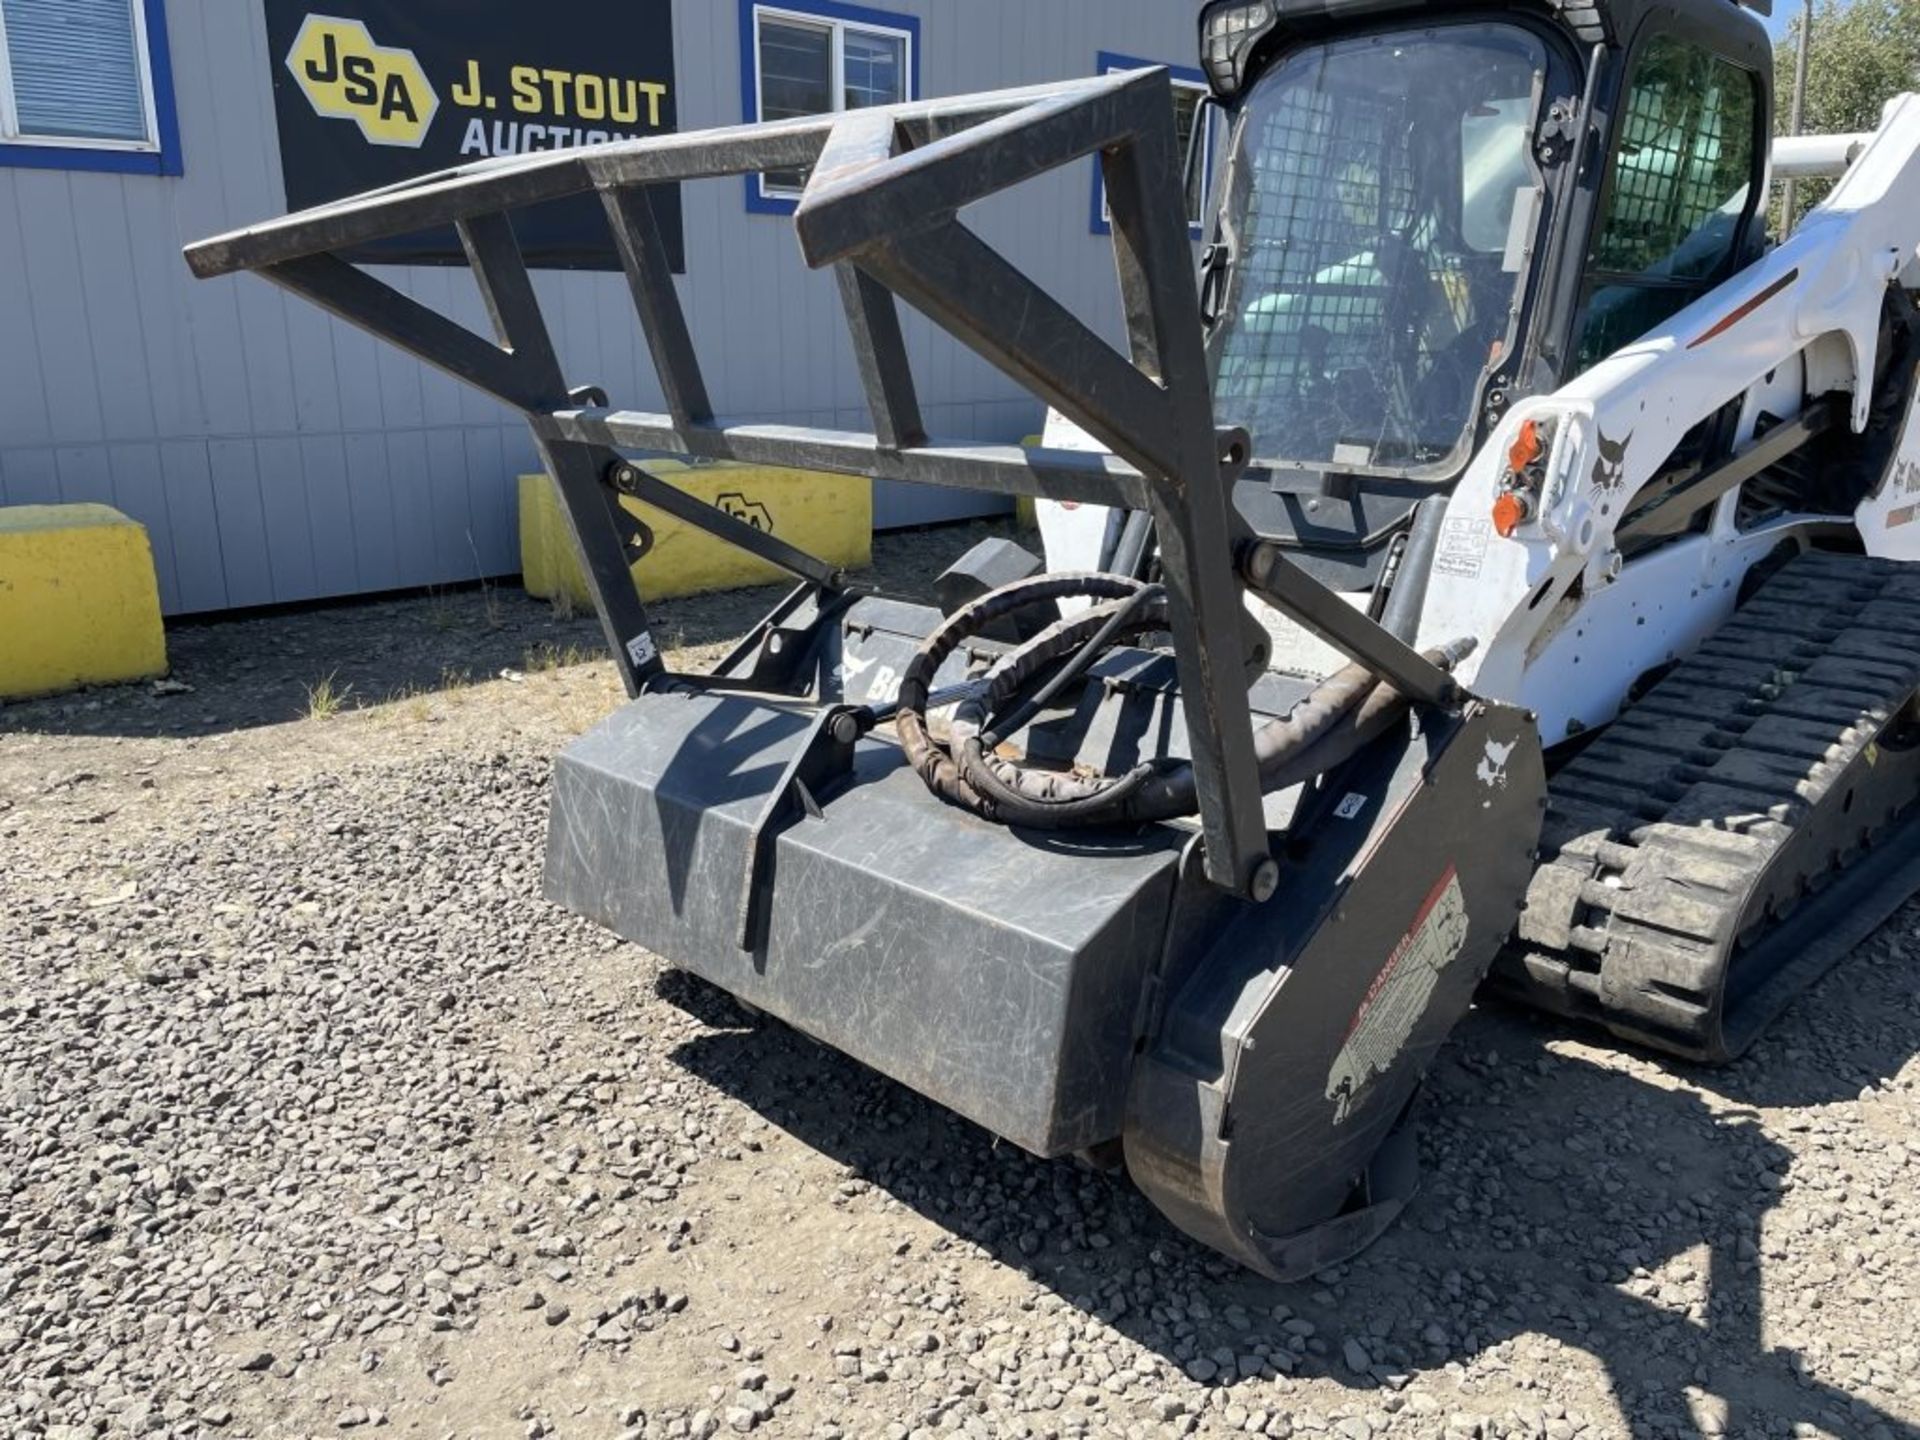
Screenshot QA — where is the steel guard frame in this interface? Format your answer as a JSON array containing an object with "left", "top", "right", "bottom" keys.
[{"left": 185, "top": 67, "right": 1459, "bottom": 900}]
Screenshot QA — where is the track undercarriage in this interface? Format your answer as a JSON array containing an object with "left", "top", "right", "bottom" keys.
[{"left": 1493, "top": 549, "right": 1920, "bottom": 1060}]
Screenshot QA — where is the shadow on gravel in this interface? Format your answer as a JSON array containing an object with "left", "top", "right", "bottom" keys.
[
  {"left": 0, "top": 518, "right": 1022, "bottom": 742},
  {"left": 1665, "top": 924, "right": 1920, "bottom": 1113},
  {"left": 659, "top": 964, "right": 1919, "bottom": 1440},
  {"left": 0, "top": 584, "right": 607, "bottom": 739}
]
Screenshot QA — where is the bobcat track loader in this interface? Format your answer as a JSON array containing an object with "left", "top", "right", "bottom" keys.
[{"left": 187, "top": 0, "right": 1920, "bottom": 1279}]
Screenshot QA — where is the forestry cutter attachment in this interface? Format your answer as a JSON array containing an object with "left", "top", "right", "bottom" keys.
[{"left": 185, "top": 73, "right": 1544, "bottom": 1278}]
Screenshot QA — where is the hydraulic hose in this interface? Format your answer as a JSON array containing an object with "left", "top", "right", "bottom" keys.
[
  {"left": 891, "top": 570, "right": 1473, "bottom": 831},
  {"left": 1379, "top": 495, "right": 1449, "bottom": 643},
  {"left": 980, "top": 583, "right": 1166, "bottom": 749},
  {"left": 892, "top": 573, "right": 1157, "bottom": 821}
]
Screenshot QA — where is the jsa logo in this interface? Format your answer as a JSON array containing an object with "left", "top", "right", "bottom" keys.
[{"left": 287, "top": 14, "right": 438, "bottom": 147}]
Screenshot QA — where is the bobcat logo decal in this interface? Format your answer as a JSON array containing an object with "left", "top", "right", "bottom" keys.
[
  {"left": 1477, "top": 738, "right": 1517, "bottom": 790},
  {"left": 1590, "top": 429, "right": 1632, "bottom": 495}
]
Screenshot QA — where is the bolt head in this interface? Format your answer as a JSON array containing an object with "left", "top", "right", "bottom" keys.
[{"left": 1249, "top": 857, "right": 1281, "bottom": 903}]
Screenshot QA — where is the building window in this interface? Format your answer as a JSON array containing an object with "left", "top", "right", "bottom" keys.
[
  {"left": 742, "top": 0, "right": 918, "bottom": 215},
  {"left": 1089, "top": 52, "right": 1215, "bottom": 237},
  {"left": 0, "top": 0, "right": 180, "bottom": 175}
]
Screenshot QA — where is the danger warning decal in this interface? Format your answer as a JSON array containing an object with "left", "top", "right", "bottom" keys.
[{"left": 1326, "top": 868, "right": 1470, "bottom": 1125}]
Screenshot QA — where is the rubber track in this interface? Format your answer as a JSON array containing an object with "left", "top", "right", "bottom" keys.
[{"left": 1488, "top": 550, "right": 1920, "bottom": 1060}]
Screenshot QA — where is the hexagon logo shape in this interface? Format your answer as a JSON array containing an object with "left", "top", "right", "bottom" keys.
[{"left": 285, "top": 14, "right": 438, "bottom": 148}]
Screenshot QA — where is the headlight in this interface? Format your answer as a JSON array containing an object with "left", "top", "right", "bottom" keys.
[{"left": 1199, "top": 1, "right": 1279, "bottom": 99}]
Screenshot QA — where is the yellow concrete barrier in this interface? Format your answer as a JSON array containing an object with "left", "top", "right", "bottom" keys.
[
  {"left": 0, "top": 504, "right": 167, "bottom": 700},
  {"left": 519, "top": 460, "right": 871, "bottom": 607}
]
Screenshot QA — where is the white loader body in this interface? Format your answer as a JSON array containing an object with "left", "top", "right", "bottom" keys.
[{"left": 1039, "top": 98, "right": 1920, "bottom": 744}]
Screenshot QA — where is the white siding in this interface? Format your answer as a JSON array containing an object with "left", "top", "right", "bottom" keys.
[{"left": 0, "top": 0, "right": 1204, "bottom": 613}]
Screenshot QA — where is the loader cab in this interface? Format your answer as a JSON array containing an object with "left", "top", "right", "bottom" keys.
[
  {"left": 1193, "top": 0, "right": 1771, "bottom": 573},
  {"left": 1198, "top": 11, "right": 1578, "bottom": 484}
]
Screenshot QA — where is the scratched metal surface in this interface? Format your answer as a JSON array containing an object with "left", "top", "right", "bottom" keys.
[{"left": 544, "top": 686, "right": 1190, "bottom": 1157}]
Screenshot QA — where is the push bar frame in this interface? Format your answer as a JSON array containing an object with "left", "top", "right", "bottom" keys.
[{"left": 185, "top": 67, "right": 1459, "bottom": 899}]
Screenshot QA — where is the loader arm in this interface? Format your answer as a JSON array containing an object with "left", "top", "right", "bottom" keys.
[{"left": 1418, "top": 92, "right": 1920, "bottom": 740}]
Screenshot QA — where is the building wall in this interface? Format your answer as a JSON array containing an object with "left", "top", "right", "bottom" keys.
[{"left": 0, "top": 0, "right": 1204, "bottom": 614}]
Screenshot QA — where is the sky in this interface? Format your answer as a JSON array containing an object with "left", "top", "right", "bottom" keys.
[{"left": 1762, "top": 0, "right": 1862, "bottom": 39}]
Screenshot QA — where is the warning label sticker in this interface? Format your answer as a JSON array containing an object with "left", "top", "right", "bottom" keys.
[
  {"left": 1326, "top": 868, "right": 1471, "bottom": 1125},
  {"left": 1433, "top": 516, "right": 1491, "bottom": 579}
]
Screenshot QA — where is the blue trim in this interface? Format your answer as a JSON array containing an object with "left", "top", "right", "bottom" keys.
[
  {"left": 1088, "top": 51, "right": 1210, "bottom": 239},
  {"left": 0, "top": 0, "right": 183, "bottom": 177},
  {"left": 145, "top": 0, "right": 184, "bottom": 177},
  {"left": 739, "top": 0, "right": 920, "bottom": 217}
]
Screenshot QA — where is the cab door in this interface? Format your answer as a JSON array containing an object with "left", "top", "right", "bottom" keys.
[{"left": 1569, "top": 28, "right": 1767, "bottom": 375}]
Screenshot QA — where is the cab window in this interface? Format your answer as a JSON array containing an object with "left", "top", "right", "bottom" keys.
[{"left": 1571, "top": 34, "right": 1757, "bottom": 372}]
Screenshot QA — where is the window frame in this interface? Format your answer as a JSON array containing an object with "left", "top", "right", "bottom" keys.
[
  {"left": 740, "top": 0, "right": 919, "bottom": 216},
  {"left": 1567, "top": 23, "right": 1765, "bottom": 371},
  {"left": 0, "top": 0, "right": 181, "bottom": 175},
  {"left": 1087, "top": 51, "right": 1215, "bottom": 239}
]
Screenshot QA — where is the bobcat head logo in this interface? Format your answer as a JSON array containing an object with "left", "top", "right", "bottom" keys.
[
  {"left": 1591, "top": 429, "right": 1631, "bottom": 494},
  {"left": 1477, "top": 737, "right": 1516, "bottom": 789}
]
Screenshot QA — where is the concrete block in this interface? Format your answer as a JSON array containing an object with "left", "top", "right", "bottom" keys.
[
  {"left": 0, "top": 504, "right": 167, "bottom": 699},
  {"left": 519, "top": 460, "right": 871, "bottom": 607}
]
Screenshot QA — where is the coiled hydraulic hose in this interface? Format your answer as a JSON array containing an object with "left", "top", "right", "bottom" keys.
[{"left": 892, "top": 571, "right": 1473, "bottom": 831}]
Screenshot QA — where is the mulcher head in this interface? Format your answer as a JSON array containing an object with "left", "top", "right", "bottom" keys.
[
  {"left": 545, "top": 582, "right": 1544, "bottom": 1279},
  {"left": 186, "top": 69, "right": 1544, "bottom": 1275}
]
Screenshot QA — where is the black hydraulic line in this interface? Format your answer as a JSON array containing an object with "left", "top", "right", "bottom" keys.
[
  {"left": 860, "top": 675, "right": 990, "bottom": 727},
  {"left": 1378, "top": 495, "right": 1449, "bottom": 643},
  {"left": 1112, "top": 640, "right": 1471, "bottom": 823},
  {"left": 954, "top": 645, "right": 1470, "bottom": 828},
  {"left": 949, "top": 594, "right": 1175, "bottom": 821},
  {"left": 982, "top": 583, "right": 1165, "bottom": 747},
  {"left": 893, "top": 572, "right": 1156, "bottom": 818},
  {"left": 1109, "top": 510, "right": 1156, "bottom": 580},
  {"left": 893, "top": 567, "right": 1475, "bottom": 832},
  {"left": 1258, "top": 638, "right": 1474, "bottom": 790}
]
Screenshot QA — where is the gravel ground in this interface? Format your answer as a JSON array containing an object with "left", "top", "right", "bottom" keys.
[{"left": 3, "top": 523, "right": 1919, "bottom": 1440}]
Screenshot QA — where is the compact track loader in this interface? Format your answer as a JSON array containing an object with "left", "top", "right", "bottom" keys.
[{"left": 188, "top": 0, "right": 1920, "bottom": 1279}]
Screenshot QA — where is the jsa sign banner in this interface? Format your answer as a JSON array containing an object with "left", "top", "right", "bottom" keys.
[{"left": 264, "top": 2, "right": 683, "bottom": 270}]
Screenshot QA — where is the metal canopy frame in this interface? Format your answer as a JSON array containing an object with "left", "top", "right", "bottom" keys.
[{"left": 185, "top": 67, "right": 1456, "bottom": 900}]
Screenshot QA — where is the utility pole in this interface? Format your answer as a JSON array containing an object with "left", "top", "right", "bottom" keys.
[{"left": 1781, "top": 0, "right": 1814, "bottom": 228}]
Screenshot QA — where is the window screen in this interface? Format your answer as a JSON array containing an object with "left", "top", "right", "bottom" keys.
[
  {"left": 1, "top": 0, "right": 151, "bottom": 145},
  {"left": 757, "top": 17, "right": 831, "bottom": 191},
  {"left": 751, "top": 5, "right": 911, "bottom": 201},
  {"left": 842, "top": 29, "right": 904, "bottom": 111},
  {"left": 1208, "top": 25, "right": 1545, "bottom": 473},
  {"left": 1572, "top": 36, "right": 1756, "bottom": 370}
]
